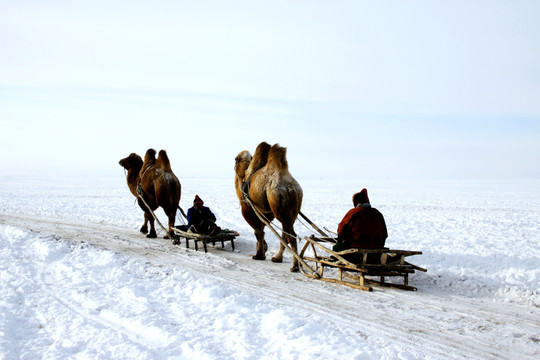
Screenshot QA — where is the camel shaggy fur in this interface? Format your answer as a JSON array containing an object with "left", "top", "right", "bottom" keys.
[
  {"left": 119, "top": 149, "right": 181, "bottom": 241},
  {"left": 234, "top": 142, "right": 303, "bottom": 272}
]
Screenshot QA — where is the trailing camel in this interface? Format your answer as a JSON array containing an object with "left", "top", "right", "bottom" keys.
[
  {"left": 234, "top": 142, "right": 303, "bottom": 272},
  {"left": 119, "top": 149, "right": 181, "bottom": 241}
]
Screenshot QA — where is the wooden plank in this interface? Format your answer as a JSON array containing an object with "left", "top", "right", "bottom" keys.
[
  {"left": 342, "top": 271, "right": 418, "bottom": 291},
  {"left": 317, "top": 276, "right": 373, "bottom": 292},
  {"left": 314, "top": 258, "right": 417, "bottom": 273}
]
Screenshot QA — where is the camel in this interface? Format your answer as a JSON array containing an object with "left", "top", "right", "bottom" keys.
[
  {"left": 119, "top": 149, "right": 181, "bottom": 241},
  {"left": 234, "top": 142, "right": 303, "bottom": 272}
]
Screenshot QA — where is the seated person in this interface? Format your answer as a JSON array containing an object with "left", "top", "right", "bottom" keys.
[
  {"left": 187, "top": 195, "right": 221, "bottom": 236},
  {"left": 333, "top": 188, "right": 388, "bottom": 263}
]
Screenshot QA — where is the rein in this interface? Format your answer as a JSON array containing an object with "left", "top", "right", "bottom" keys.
[
  {"left": 240, "top": 166, "right": 261, "bottom": 203},
  {"left": 136, "top": 184, "right": 169, "bottom": 237},
  {"left": 239, "top": 168, "right": 327, "bottom": 239},
  {"left": 137, "top": 164, "right": 154, "bottom": 191},
  {"left": 134, "top": 163, "right": 172, "bottom": 238},
  {"left": 241, "top": 193, "right": 318, "bottom": 278}
]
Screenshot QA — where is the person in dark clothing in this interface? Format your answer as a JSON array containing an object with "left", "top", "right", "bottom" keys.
[
  {"left": 333, "top": 188, "right": 388, "bottom": 263},
  {"left": 187, "top": 195, "right": 221, "bottom": 236}
]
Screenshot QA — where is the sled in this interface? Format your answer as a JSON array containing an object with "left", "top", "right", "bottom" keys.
[
  {"left": 298, "top": 235, "right": 427, "bottom": 292},
  {"left": 135, "top": 192, "right": 237, "bottom": 253},
  {"left": 240, "top": 193, "right": 426, "bottom": 292},
  {"left": 172, "top": 227, "right": 238, "bottom": 253}
]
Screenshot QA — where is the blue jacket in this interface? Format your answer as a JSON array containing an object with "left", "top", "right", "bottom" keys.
[{"left": 187, "top": 206, "right": 216, "bottom": 231}]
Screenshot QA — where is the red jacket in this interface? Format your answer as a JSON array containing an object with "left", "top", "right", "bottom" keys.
[{"left": 337, "top": 204, "right": 388, "bottom": 249}]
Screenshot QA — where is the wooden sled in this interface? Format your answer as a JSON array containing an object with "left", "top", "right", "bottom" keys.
[
  {"left": 298, "top": 235, "right": 427, "bottom": 291},
  {"left": 172, "top": 227, "right": 238, "bottom": 253}
]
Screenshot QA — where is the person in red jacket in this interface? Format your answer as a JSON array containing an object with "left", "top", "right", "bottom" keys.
[{"left": 334, "top": 189, "right": 388, "bottom": 261}]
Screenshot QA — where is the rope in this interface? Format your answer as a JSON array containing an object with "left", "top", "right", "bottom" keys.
[
  {"left": 297, "top": 216, "right": 321, "bottom": 240},
  {"left": 298, "top": 211, "right": 329, "bottom": 238},
  {"left": 136, "top": 184, "right": 170, "bottom": 237},
  {"left": 241, "top": 188, "right": 318, "bottom": 277},
  {"left": 324, "top": 227, "right": 338, "bottom": 237},
  {"left": 240, "top": 188, "right": 300, "bottom": 241},
  {"left": 175, "top": 206, "right": 188, "bottom": 226},
  {"left": 139, "top": 164, "right": 154, "bottom": 183},
  {"left": 175, "top": 212, "right": 186, "bottom": 226},
  {"left": 296, "top": 216, "right": 312, "bottom": 234},
  {"left": 240, "top": 183, "right": 332, "bottom": 241},
  {"left": 135, "top": 164, "right": 185, "bottom": 239}
]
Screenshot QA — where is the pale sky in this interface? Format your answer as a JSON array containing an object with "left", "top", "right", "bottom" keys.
[{"left": 1, "top": 1, "right": 540, "bottom": 180}]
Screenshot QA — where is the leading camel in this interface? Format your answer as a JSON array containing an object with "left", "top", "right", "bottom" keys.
[
  {"left": 119, "top": 149, "right": 181, "bottom": 242},
  {"left": 234, "top": 142, "right": 303, "bottom": 272}
]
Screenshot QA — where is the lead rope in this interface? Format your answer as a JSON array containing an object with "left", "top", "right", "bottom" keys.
[
  {"left": 241, "top": 188, "right": 319, "bottom": 278},
  {"left": 240, "top": 186, "right": 300, "bottom": 241},
  {"left": 240, "top": 176, "right": 332, "bottom": 240},
  {"left": 136, "top": 183, "right": 170, "bottom": 237},
  {"left": 136, "top": 164, "right": 170, "bottom": 236},
  {"left": 298, "top": 211, "right": 329, "bottom": 238},
  {"left": 175, "top": 206, "right": 188, "bottom": 226}
]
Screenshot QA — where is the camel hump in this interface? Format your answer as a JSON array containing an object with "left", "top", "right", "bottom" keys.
[
  {"left": 249, "top": 141, "right": 272, "bottom": 172},
  {"left": 156, "top": 150, "right": 172, "bottom": 171},
  {"left": 267, "top": 143, "right": 288, "bottom": 170},
  {"left": 144, "top": 148, "right": 157, "bottom": 164}
]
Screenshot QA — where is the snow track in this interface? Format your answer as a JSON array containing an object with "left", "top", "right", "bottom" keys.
[{"left": 2, "top": 212, "right": 538, "bottom": 359}]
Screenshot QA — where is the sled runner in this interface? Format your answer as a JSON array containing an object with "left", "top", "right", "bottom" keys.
[
  {"left": 172, "top": 227, "right": 238, "bottom": 253},
  {"left": 298, "top": 235, "right": 426, "bottom": 291}
]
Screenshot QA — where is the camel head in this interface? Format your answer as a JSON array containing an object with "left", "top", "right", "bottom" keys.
[
  {"left": 234, "top": 150, "right": 252, "bottom": 180},
  {"left": 119, "top": 153, "right": 143, "bottom": 172}
]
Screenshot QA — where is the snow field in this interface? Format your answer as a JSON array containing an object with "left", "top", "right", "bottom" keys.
[
  {"left": 0, "top": 175, "right": 539, "bottom": 359},
  {"left": 0, "top": 225, "right": 383, "bottom": 359}
]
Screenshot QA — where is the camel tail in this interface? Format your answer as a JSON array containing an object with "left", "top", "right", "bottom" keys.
[
  {"left": 157, "top": 150, "right": 173, "bottom": 171},
  {"left": 267, "top": 144, "right": 288, "bottom": 170},
  {"left": 178, "top": 205, "right": 188, "bottom": 220}
]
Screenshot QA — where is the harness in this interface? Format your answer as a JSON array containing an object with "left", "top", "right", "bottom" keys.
[
  {"left": 240, "top": 167, "right": 261, "bottom": 203},
  {"left": 136, "top": 164, "right": 154, "bottom": 199}
]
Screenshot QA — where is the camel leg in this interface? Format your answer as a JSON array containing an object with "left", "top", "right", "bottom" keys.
[
  {"left": 146, "top": 212, "right": 157, "bottom": 238},
  {"left": 138, "top": 199, "right": 150, "bottom": 234},
  {"left": 286, "top": 226, "right": 299, "bottom": 273},
  {"left": 241, "top": 205, "right": 267, "bottom": 260},
  {"left": 140, "top": 214, "right": 149, "bottom": 234},
  {"left": 272, "top": 223, "right": 299, "bottom": 272},
  {"left": 163, "top": 209, "right": 173, "bottom": 239},
  {"left": 165, "top": 210, "right": 180, "bottom": 244},
  {"left": 253, "top": 227, "right": 267, "bottom": 260},
  {"left": 271, "top": 241, "right": 284, "bottom": 263}
]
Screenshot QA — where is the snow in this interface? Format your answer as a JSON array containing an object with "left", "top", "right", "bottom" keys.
[{"left": 0, "top": 175, "right": 539, "bottom": 359}]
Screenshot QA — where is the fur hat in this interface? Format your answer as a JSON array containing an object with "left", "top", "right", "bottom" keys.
[
  {"left": 193, "top": 195, "right": 204, "bottom": 205},
  {"left": 352, "top": 188, "right": 370, "bottom": 206}
]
